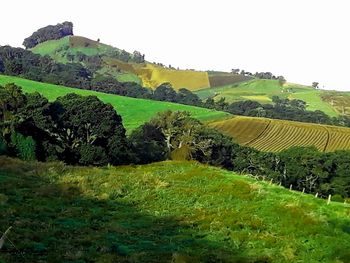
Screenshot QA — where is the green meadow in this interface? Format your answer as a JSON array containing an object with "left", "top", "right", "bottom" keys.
[
  {"left": 0, "top": 157, "right": 349, "bottom": 262},
  {"left": 0, "top": 75, "right": 229, "bottom": 131}
]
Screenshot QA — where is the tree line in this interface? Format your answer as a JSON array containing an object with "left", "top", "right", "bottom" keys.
[{"left": 0, "top": 84, "right": 349, "bottom": 201}]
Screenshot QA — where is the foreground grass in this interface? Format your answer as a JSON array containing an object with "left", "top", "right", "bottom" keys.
[
  {"left": 0, "top": 75, "right": 229, "bottom": 131},
  {"left": 0, "top": 157, "right": 349, "bottom": 262}
]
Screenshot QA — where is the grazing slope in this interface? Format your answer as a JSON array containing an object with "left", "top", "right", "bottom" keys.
[
  {"left": 196, "top": 79, "right": 340, "bottom": 117},
  {"left": 1, "top": 157, "right": 349, "bottom": 262},
  {"left": 30, "top": 36, "right": 245, "bottom": 90},
  {"left": 210, "top": 116, "right": 350, "bottom": 152},
  {"left": 0, "top": 75, "right": 229, "bottom": 131}
]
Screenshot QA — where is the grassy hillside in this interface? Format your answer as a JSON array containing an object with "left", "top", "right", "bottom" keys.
[
  {"left": 1, "top": 157, "right": 349, "bottom": 262},
  {"left": 210, "top": 116, "right": 350, "bottom": 152},
  {"left": 0, "top": 75, "right": 229, "bottom": 131},
  {"left": 195, "top": 79, "right": 340, "bottom": 117},
  {"left": 30, "top": 36, "right": 246, "bottom": 91}
]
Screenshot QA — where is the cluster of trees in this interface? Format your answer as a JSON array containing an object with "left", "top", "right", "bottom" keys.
[
  {"left": 107, "top": 49, "right": 145, "bottom": 64},
  {"left": 23, "top": 22, "right": 73, "bottom": 49},
  {"left": 234, "top": 69, "right": 285, "bottom": 82},
  {"left": 1, "top": 86, "right": 349, "bottom": 199}
]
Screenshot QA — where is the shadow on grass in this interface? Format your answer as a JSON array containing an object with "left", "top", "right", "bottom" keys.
[{"left": 0, "top": 158, "right": 250, "bottom": 263}]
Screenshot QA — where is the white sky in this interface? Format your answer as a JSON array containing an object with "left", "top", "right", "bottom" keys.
[{"left": 1, "top": 0, "right": 350, "bottom": 91}]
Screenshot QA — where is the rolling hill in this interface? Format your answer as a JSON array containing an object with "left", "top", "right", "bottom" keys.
[
  {"left": 1, "top": 156, "right": 349, "bottom": 262},
  {"left": 0, "top": 75, "right": 229, "bottom": 131},
  {"left": 27, "top": 32, "right": 350, "bottom": 118},
  {"left": 30, "top": 36, "right": 247, "bottom": 91},
  {"left": 195, "top": 79, "right": 341, "bottom": 117},
  {"left": 209, "top": 115, "right": 350, "bottom": 152}
]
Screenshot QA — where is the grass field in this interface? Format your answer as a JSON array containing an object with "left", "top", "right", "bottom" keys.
[
  {"left": 1, "top": 156, "right": 349, "bottom": 262},
  {"left": 0, "top": 75, "right": 229, "bottom": 131},
  {"left": 210, "top": 116, "right": 350, "bottom": 152},
  {"left": 195, "top": 79, "right": 340, "bottom": 117}
]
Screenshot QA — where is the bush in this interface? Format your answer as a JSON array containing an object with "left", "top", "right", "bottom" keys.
[
  {"left": 332, "top": 194, "right": 344, "bottom": 203},
  {"left": 0, "top": 135, "right": 7, "bottom": 155},
  {"left": 10, "top": 132, "right": 36, "bottom": 160}
]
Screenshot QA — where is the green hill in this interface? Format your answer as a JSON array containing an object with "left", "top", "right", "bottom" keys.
[
  {"left": 195, "top": 79, "right": 343, "bottom": 117},
  {"left": 1, "top": 156, "right": 349, "bottom": 262},
  {"left": 0, "top": 75, "right": 229, "bottom": 131},
  {"left": 30, "top": 36, "right": 247, "bottom": 91}
]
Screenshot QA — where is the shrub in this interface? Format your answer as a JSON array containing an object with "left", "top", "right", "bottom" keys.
[
  {"left": 332, "top": 194, "right": 344, "bottom": 203},
  {"left": 10, "top": 132, "right": 36, "bottom": 160}
]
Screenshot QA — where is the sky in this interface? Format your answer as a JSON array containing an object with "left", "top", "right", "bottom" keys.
[{"left": 1, "top": 0, "right": 350, "bottom": 91}]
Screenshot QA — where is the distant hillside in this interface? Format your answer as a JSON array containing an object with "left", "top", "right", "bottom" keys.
[
  {"left": 195, "top": 79, "right": 345, "bottom": 117},
  {"left": 0, "top": 75, "right": 229, "bottom": 131},
  {"left": 1, "top": 157, "right": 349, "bottom": 262},
  {"left": 30, "top": 36, "right": 247, "bottom": 90},
  {"left": 210, "top": 116, "right": 350, "bottom": 152}
]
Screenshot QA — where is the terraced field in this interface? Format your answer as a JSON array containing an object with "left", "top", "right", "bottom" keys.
[
  {"left": 210, "top": 116, "right": 350, "bottom": 152},
  {"left": 0, "top": 75, "right": 229, "bottom": 131}
]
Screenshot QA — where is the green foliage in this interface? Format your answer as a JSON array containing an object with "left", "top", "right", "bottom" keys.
[
  {"left": 129, "top": 123, "right": 167, "bottom": 164},
  {"left": 10, "top": 132, "right": 36, "bottom": 161},
  {"left": 332, "top": 194, "right": 344, "bottom": 203},
  {"left": 0, "top": 135, "right": 7, "bottom": 155}
]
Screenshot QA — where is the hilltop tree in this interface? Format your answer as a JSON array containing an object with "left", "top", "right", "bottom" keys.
[
  {"left": 278, "top": 76, "right": 286, "bottom": 86},
  {"left": 312, "top": 82, "right": 319, "bottom": 89},
  {"left": 23, "top": 21, "right": 73, "bottom": 49}
]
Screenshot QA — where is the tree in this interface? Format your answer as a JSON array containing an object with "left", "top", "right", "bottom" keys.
[
  {"left": 312, "top": 82, "right": 319, "bottom": 89},
  {"left": 150, "top": 111, "right": 202, "bottom": 159},
  {"left": 153, "top": 83, "right": 177, "bottom": 102},
  {"left": 129, "top": 123, "right": 167, "bottom": 164},
  {"left": 23, "top": 22, "right": 73, "bottom": 49},
  {"left": 278, "top": 76, "right": 286, "bottom": 86},
  {"left": 176, "top": 88, "right": 202, "bottom": 106},
  {"left": 47, "top": 94, "right": 126, "bottom": 164}
]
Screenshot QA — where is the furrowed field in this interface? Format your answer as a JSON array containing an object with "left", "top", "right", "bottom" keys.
[
  {"left": 1, "top": 157, "right": 349, "bottom": 262},
  {"left": 0, "top": 75, "right": 229, "bottom": 131},
  {"left": 210, "top": 116, "right": 350, "bottom": 152}
]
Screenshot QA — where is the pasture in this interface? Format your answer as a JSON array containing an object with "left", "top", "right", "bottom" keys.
[
  {"left": 0, "top": 75, "right": 229, "bottom": 131},
  {"left": 1, "top": 157, "right": 349, "bottom": 262},
  {"left": 196, "top": 79, "right": 339, "bottom": 117}
]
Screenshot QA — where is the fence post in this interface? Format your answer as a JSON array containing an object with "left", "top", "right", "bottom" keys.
[
  {"left": 289, "top": 184, "right": 293, "bottom": 191},
  {"left": 302, "top": 188, "right": 305, "bottom": 194},
  {"left": 327, "top": 195, "right": 331, "bottom": 205}
]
